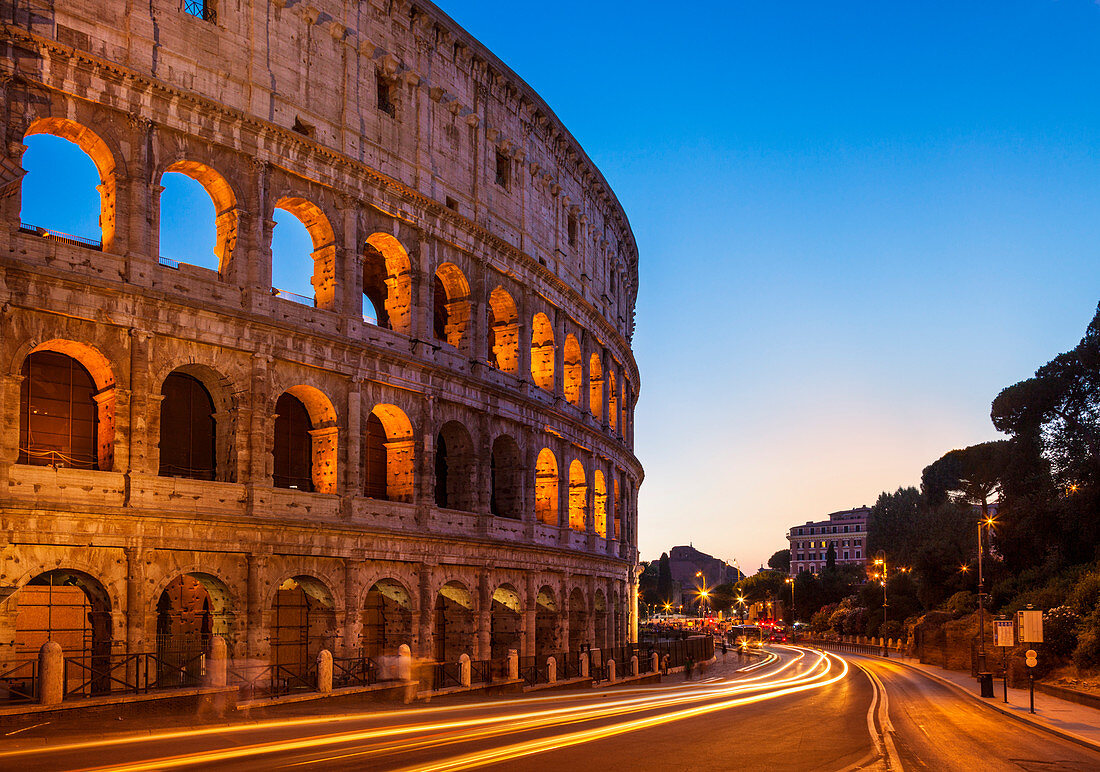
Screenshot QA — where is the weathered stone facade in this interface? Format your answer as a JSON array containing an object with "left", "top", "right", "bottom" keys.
[{"left": 0, "top": 0, "right": 641, "bottom": 673}]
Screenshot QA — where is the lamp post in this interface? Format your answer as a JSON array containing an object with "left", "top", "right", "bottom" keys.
[
  {"left": 873, "top": 551, "right": 888, "bottom": 658},
  {"left": 976, "top": 515, "right": 997, "bottom": 697},
  {"left": 785, "top": 576, "right": 795, "bottom": 626},
  {"left": 736, "top": 593, "right": 746, "bottom": 625},
  {"left": 695, "top": 571, "right": 710, "bottom": 620}
]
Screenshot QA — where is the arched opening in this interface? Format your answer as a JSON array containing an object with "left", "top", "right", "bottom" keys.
[
  {"left": 613, "top": 476, "right": 622, "bottom": 541},
  {"left": 362, "top": 234, "right": 413, "bottom": 333},
  {"left": 155, "top": 573, "right": 231, "bottom": 686},
  {"left": 488, "top": 287, "right": 519, "bottom": 373},
  {"left": 272, "top": 197, "right": 336, "bottom": 309},
  {"left": 361, "top": 579, "right": 412, "bottom": 659},
  {"left": 490, "top": 585, "right": 522, "bottom": 663},
  {"left": 12, "top": 570, "right": 112, "bottom": 695},
  {"left": 18, "top": 350, "right": 101, "bottom": 470},
  {"left": 159, "top": 160, "right": 237, "bottom": 273},
  {"left": 535, "top": 586, "right": 558, "bottom": 657},
  {"left": 594, "top": 470, "right": 608, "bottom": 538},
  {"left": 273, "top": 386, "right": 338, "bottom": 494},
  {"left": 22, "top": 119, "right": 114, "bottom": 248},
  {"left": 531, "top": 313, "right": 555, "bottom": 391},
  {"left": 271, "top": 576, "right": 337, "bottom": 683},
  {"left": 490, "top": 434, "right": 522, "bottom": 519},
  {"left": 535, "top": 449, "right": 559, "bottom": 526},
  {"left": 362, "top": 404, "right": 415, "bottom": 502},
  {"left": 158, "top": 372, "right": 216, "bottom": 481},
  {"left": 589, "top": 353, "right": 604, "bottom": 421},
  {"left": 568, "top": 588, "right": 587, "bottom": 652},
  {"left": 433, "top": 263, "right": 471, "bottom": 349},
  {"left": 568, "top": 460, "right": 587, "bottom": 532},
  {"left": 608, "top": 370, "right": 618, "bottom": 433},
  {"left": 563, "top": 335, "right": 581, "bottom": 406},
  {"left": 435, "top": 421, "right": 476, "bottom": 512},
  {"left": 594, "top": 591, "right": 608, "bottom": 650},
  {"left": 433, "top": 581, "right": 474, "bottom": 662}
]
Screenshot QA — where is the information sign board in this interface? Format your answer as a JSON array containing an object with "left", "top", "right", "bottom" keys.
[
  {"left": 994, "top": 619, "right": 1015, "bottom": 648},
  {"left": 1017, "top": 610, "right": 1043, "bottom": 644}
]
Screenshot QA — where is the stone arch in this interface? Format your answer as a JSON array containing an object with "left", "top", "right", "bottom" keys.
[
  {"left": 594, "top": 470, "right": 608, "bottom": 538},
  {"left": 270, "top": 575, "right": 338, "bottom": 681},
  {"left": 613, "top": 475, "right": 622, "bottom": 541},
  {"left": 535, "top": 585, "right": 559, "bottom": 657},
  {"left": 23, "top": 117, "right": 118, "bottom": 249},
  {"left": 9, "top": 569, "right": 113, "bottom": 694},
  {"left": 490, "top": 434, "right": 522, "bottom": 519},
  {"left": 608, "top": 370, "right": 618, "bottom": 433},
  {"left": 530, "top": 313, "right": 555, "bottom": 391},
  {"left": 363, "top": 404, "right": 415, "bottom": 502},
  {"left": 157, "top": 159, "right": 239, "bottom": 274},
  {"left": 568, "top": 587, "right": 587, "bottom": 652},
  {"left": 490, "top": 583, "right": 522, "bottom": 662},
  {"left": 433, "top": 263, "right": 471, "bottom": 349},
  {"left": 155, "top": 362, "right": 238, "bottom": 483},
  {"left": 434, "top": 420, "right": 476, "bottom": 512},
  {"left": 272, "top": 196, "right": 338, "bottom": 309},
  {"left": 589, "top": 352, "right": 604, "bottom": 421},
  {"left": 535, "top": 448, "right": 559, "bottom": 526},
  {"left": 568, "top": 459, "right": 587, "bottom": 532},
  {"left": 154, "top": 571, "right": 234, "bottom": 685},
  {"left": 273, "top": 385, "right": 338, "bottom": 494},
  {"left": 488, "top": 286, "right": 519, "bottom": 373},
  {"left": 434, "top": 580, "right": 475, "bottom": 662},
  {"left": 362, "top": 233, "right": 413, "bottom": 334},
  {"left": 361, "top": 578, "right": 413, "bottom": 658},
  {"left": 563, "top": 334, "right": 582, "bottom": 406},
  {"left": 17, "top": 340, "right": 117, "bottom": 471}
]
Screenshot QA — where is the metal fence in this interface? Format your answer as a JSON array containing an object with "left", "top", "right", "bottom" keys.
[
  {"left": 332, "top": 653, "right": 378, "bottom": 688},
  {"left": 0, "top": 658, "right": 37, "bottom": 704},
  {"left": 19, "top": 223, "right": 102, "bottom": 250},
  {"left": 63, "top": 650, "right": 207, "bottom": 699},
  {"left": 805, "top": 637, "right": 900, "bottom": 658},
  {"left": 226, "top": 661, "right": 316, "bottom": 701}
]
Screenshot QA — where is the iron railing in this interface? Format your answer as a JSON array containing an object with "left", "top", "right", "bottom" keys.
[
  {"left": 19, "top": 223, "right": 102, "bottom": 250},
  {"left": 227, "top": 661, "right": 316, "bottom": 701},
  {"left": 0, "top": 658, "right": 37, "bottom": 703},
  {"left": 470, "top": 659, "right": 492, "bottom": 685},
  {"left": 63, "top": 650, "right": 207, "bottom": 698},
  {"left": 332, "top": 653, "right": 377, "bottom": 688},
  {"left": 431, "top": 661, "right": 463, "bottom": 690},
  {"left": 271, "top": 287, "right": 315, "bottom": 307}
]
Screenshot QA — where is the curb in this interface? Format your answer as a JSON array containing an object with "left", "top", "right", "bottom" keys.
[{"left": 871, "top": 654, "right": 1100, "bottom": 755}]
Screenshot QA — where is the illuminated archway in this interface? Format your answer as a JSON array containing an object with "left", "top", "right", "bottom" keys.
[
  {"left": 535, "top": 586, "right": 559, "bottom": 657},
  {"left": 272, "top": 196, "right": 336, "bottom": 309},
  {"left": 270, "top": 576, "right": 337, "bottom": 682},
  {"left": 488, "top": 287, "right": 519, "bottom": 373},
  {"left": 608, "top": 370, "right": 618, "bottom": 433},
  {"left": 273, "top": 385, "right": 338, "bottom": 494},
  {"left": 589, "top": 353, "right": 604, "bottom": 421},
  {"left": 531, "top": 313, "right": 555, "bottom": 391},
  {"left": 434, "top": 581, "right": 474, "bottom": 662},
  {"left": 433, "top": 263, "right": 471, "bottom": 349},
  {"left": 568, "top": 588, "right": 587, "bottom": 652},
  {"left": 490, "top": 584, "right": 522, "bottom": 663},
  {"left": 568, "top": 459, "right": 587, "bottom": 532},
  {"left": 594, "top": 470, "right": 607, "bottom": 538},
  {"left": 563, "top": 335, "right": 581, "bottom": 406},
  {"left": 362, "top": 404, "right": 414, "bottom": 502},
  {"left": 159, "top": 160, "right": 238, "bottom": 273},
  {"left": 535, "top": 449, "right": 559, "bottom": 526},
  {"left": 362, "top": 579, "right": 413, "bottom": 658},
  {"left": 362, "top": 233, "right": 413, "bottom": 333}
]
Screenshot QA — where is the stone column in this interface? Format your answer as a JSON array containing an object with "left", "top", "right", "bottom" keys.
[
  {"left": 524, "top": 574, "right": 536, "bottom": 658},
  {"left": 0, "top": 374, "right": 24, "bottom": 467},
  {"left": 246, "top": 553, "right": 268, "bottom": 659},
  {"left": 344, "top": 379, "right": 363, "bottom": 502},
  {"left": 343, "top": 559, "right": 363, "bottom": 656},
  {"left": 126, "top": 329, "right": 155, "bottom": 476},
  {"left": 247, "top": 354, "right": 273, "bottom": 493},
  {"left": 124, "top": 545, "right": 146, "bottom": 656},
  {"left": 418, "top": 565, "right": 435, "bottom": 659},
  {"left": 477, "top": 570, "right": 491, "bottom": 660}
]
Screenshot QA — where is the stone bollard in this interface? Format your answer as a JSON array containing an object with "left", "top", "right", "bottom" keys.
[
  {"left": 316, "top": 649, "right": 333, "bottom": 693},
  {"left": 459, "top": 653, "right": 471, "bottom": 688},
  {"left": 580, "top": 652, "right": 589, "bottom": 679},
  {"left": 547, "top": 656, "right": 557, "bottom": 684},
  {"left": 207, "top": 636, "right": 228, "bottom": 687},
  {"left": 38, "top": 640, "right": 63, "bottom": 706},
  {"left": 507, "top": 649, "right": 519, "bottom": 680},
  {"left": 630, "top": 655, "right": 639, "bottom": 677},
  {"left": 607, "top": 658, "right": 616, "bottom": 683},
  {"left": 651, "top": 651, "right": 659, "bottom": 673},
  {"left": 397, "top": 643, "right": 413, "bottom": 681}
]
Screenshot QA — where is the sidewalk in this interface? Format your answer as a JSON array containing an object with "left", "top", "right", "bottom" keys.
[{"left": 886, "top": 655, "right": 1100, "bottom": 751}]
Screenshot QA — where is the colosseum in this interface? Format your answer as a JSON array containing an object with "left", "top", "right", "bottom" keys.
[{"left": 0, "top": 0, "right": 640, "bottom": 697}]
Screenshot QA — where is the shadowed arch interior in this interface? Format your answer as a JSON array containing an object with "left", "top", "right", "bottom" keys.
[
  {"left": 362, "top": 579, "right": 413, "bottom": 659},
  {"left": 435, "top": 421, "right": 476, "bottom": 511},
  {"left": 490, "top": 434, "right": 522, "bottom": 518}
]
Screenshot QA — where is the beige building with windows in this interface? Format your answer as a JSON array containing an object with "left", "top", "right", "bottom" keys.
[
  {"left": 0, "top": 0, "right": 641, "bottom": 687},
  {"left": 787, "top": 507, "right": 870, "bottom": 575}
]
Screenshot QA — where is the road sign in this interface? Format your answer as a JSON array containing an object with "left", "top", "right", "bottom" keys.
[
  {"left": 994, "top": 620, "right": 1015, "bottom": 647},
  {"left": 1025, "top": 649, "right": 1038, "bottom": 668},
  {"left": 1017, "top": 610, "right": 1043, "bottom": 643}
]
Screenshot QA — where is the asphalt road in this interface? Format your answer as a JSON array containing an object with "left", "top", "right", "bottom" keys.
[{"left": 3, "top": 647, "right": 1099, "bottom": 771}]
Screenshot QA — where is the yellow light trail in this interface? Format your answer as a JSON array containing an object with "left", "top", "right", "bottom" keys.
[{"left": 55, "top": 648, "right": 842, "bottom": 772}]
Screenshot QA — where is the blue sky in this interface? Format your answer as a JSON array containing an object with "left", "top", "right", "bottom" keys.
[{"left": 20, "top": 1, "right": 1100, "bottom": 575}]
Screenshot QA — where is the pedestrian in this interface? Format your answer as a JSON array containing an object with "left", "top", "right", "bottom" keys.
[
  {"left": 685, "top": 654, "right": 694, "bottom": 681},
  {"left": 721, "top": 640, "right": 728, "bottom": 656}
]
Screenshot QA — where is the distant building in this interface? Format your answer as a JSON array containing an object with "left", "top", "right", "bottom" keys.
[
  {"left": 668, "top": 545, "right": 741, "bottom": 607},
  {"left": 786, "top": 506, "right": 871, "bottom": 576}
]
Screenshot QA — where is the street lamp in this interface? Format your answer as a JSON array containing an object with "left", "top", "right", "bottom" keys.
[
  {"left": 735, "top": 593, "right": 746, "bottom": 624},
  {"left": 784, "top": 576, "right": 795, "bottom": 626},
  {"left": 976, "top": 515, "right": 997, "bottom": 696},
  {"left": 874, "top": 551, "right": 888, "bottom": 657}
]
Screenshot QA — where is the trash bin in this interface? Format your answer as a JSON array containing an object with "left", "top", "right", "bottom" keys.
[{"left": 978, "top": 672, "right": 995, "bottom": 698}]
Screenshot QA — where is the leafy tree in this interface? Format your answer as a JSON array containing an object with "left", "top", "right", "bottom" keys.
[
  {"left": 867, "top": 487, "right": 922, "bottom": 562},
  {"left": 826, "top": 544, "right": 837, "bottom": 570},
  {"left": 656, "top": 552, "right": 673, "bottom": 605},
  {"left": 638, "top": 561, "right": 659, "bottom": 606},
  {"left": 768, "top": 549, "right": 791, "bottom": 573}
]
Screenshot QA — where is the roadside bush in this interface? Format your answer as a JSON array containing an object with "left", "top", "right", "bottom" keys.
[
  {"left": 940, "top": 591, "right": 976, "bottom": 617},
  {"left": 1068, "top": 571, "right": 1100, "bottom": 615},
  {"left": 1043, "top": 605, "right": 1080, "bottom": 659},
  {"left": 880, "top": 620, "right": 904, "bottom": 641},
  {"left": 1073, "top": 609, "right": 1100, "bottom": 671},
  {"left": 811, "top": 603, "right": 838, "bottom": 633}
]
